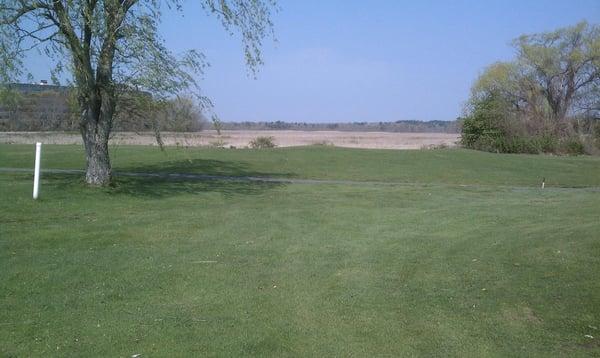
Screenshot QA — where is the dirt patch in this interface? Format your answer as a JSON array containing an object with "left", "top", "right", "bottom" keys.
[{"left": 0, "top": 130, "right": 460, "bottom": 150}]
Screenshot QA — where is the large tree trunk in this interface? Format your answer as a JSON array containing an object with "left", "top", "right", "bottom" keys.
[
  {"left": 80, "top": 90, "right": 115, "bottom": 186},
  {"left": 82, "top": 122, "right": 111, "bottom": 185}
]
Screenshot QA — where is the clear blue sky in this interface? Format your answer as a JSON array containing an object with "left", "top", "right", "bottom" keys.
[{"left": 26, "top": 0, "right": 600, "bottom": 122}]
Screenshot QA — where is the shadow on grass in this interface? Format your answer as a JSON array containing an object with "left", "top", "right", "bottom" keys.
[
  {"left": 44, "top": 157, "right": 291, "bottom": 199},
  {"left": 118, "top": 158, "right": 296, "bottom": 179},
  {"left": 109, "top": 175, "right": 284, "bottom": 198}
]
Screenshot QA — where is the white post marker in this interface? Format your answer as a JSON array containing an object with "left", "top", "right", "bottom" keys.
[{"left": 33, "top": 142, "right": 41, "bottom": 199}]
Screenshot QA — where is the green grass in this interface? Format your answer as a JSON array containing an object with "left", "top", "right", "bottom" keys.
[
  {"left": 2, "top": 143, "right": 600, "bottom": 187},
  {"left": 1, "top": 144, "right": 600, "bottom": 356}
]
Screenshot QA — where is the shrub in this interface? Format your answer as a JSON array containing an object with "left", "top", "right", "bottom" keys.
[
  {"left": 460, "top": 93, "right": 506, "bottom": 151},
  {"left": 311, "top": 140, "right": 334, "bottom": 147},
  {"left": 494, "top": 136, "right": 537, "bottom": 154},
  {"left": 460, "top": 91, "right": 592, "bottom": 155},
  {"left": 561, "top": 137, "right": 585, "bottom": 155},
  {"left": 249, "top": 136, "right": 276, "bottom": 149},
  {"left": 594, "top": 122, "right": 600, "bottom": 149},
  {"left": 209, "top": 138, "right": 227, "bottom": 148},
  {"left": 421, "top": 143, "right": 450, "bottom": 150},
  {"left": 537, "top": 134, "right": 559, "bottom": 153}
]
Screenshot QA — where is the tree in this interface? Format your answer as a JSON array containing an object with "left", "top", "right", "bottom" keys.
[
  {"left": 156, "top": 96, "right": 208, "bottom": 132},
  {"left": 472, "top": 22, "right": 599, "bottom": 125},
  {"left": 463, "top": 22, "right": 600, "bottom": 154},
  {"left": 0, "top": 0, "right": 276, "bottom": 185},
  {"left": 513, "top": 21, "right": 600, "bottom": 122}
]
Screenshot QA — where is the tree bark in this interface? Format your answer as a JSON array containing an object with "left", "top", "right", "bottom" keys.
[
  {"left": 82, "top": 125, "right": 111, "bottom": 185},
  {"left": 80, "top": 90, "right": 114, "bottom": 186}
]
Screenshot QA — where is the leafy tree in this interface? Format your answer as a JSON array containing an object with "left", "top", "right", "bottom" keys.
[
  {"left": 514, "top": 21, "right": 600, "bottom": 122},
  {"left": 464, "top": 21, "right": 600, "bottom": 154},
  {"left": 472, "top": 22, "right": 599, "bottom": 124},
  {"left": 0, "top": 0, "right": 277, "bottom": 185},
  {"left": 114, "top": 94, "right": 208, "bottom": 132}
]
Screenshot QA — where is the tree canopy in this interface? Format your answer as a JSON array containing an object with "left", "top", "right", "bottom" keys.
[
  {"left": 472, "top": 22, "right": 600, "bottom": 122},
  {"left": 0, "top": 0, "right": 277, "bottom": 184},
  {"left": 463, "top": 21, "right": 600, "bottom": 154}
]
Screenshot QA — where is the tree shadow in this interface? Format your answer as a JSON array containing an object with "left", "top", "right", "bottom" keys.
[
  {"left": 44, "top": 158, "right": 293, "bottom": 199},
  {"left": 109, "top": 175, "right": 284, "bottom": 198},
  {"left": 117, "top": 158, "right": 296, "bottom": 179}
]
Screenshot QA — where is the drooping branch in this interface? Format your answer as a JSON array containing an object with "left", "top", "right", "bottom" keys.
[{"left": 2, "top": 0, "right": 277, "bottom": 185}]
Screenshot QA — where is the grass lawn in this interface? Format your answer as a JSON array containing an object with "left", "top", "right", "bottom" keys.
[{"left": 1, "top": 144, "right": 600, "bottom": 356}]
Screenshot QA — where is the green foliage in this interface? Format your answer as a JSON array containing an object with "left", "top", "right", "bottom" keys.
[
  {"left": 513, "top": 21, "right": 600, "bottom": 121},
  {"left": 561, "top": 137, "right": 586, "bottom": 155},
  {"left": 465, "top": 21, "right": 600, "bottom": 155},
  {"left": 249, "top": 136, "right": 276, "bottom": 149},
  {"left": 536, "top": 134, "right": 559, "bottom": 153},
  {"left": 0, "top": 0, "right": 277, "bottom": 102},
  {"left": 1, "top": 0, "right": 277, "bottom": 184},
  {"left": 492, "top": 137, "right": 532, "bottom": 154},
  {"left": 0, "top": 86, "right": 22, "bottom": 107},
  {"left": 460, "top": 93, "right": 506, "bottom": 151},
  {"left": 462, "top": 112, "right": 560, "bottom": 154}
]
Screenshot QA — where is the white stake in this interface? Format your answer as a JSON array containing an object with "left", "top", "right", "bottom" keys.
[{"left": 33, "top": 142, "right": 41, "bottom": 199}]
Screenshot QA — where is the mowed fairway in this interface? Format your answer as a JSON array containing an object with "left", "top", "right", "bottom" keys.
[{"left": 1, "top": 144, "right": 600, "bottom": 356}]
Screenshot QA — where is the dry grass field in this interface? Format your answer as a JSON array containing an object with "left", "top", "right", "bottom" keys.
[{"left": 0, "top": 130, "right": 460, "bottom": 149}]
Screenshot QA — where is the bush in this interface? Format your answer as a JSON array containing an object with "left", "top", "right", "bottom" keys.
[
  {"left": 460, "top": 93, "right": 506, "bottom": 151},
  {"left": 493, "top": 136, "right": 538, "bottom": 154},
  {"left": 460, "top": 91, "right": 590, "bottom": 155},
  {"left": 311, "top": 140, "right": 334, "bottom": 147},
  {"left": 495, "top": 135, "right": 562, "bottom": 154},
  {"left": 537, "top": 134, "right": 559, "bottom": 153},
  {"left": 249, "top": 136, "right": 276, "bottom": 149},
  {"left": 594, "top": 123, "right": 600, "bottom": 149},
  {"left": 561, "top": 137, "right": 585, "bottom": 155},
  {"left": 209, "top": 138, "right": 227, "bottom": 148}
]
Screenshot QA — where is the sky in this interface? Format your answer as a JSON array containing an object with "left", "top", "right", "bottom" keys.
[{"left": 25, "top": 0, "right": 600, "bottom": 122}]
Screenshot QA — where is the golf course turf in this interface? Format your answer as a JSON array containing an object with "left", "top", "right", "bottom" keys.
[{"left": 1, "top": 144, "right": 599, "bottom": 356}]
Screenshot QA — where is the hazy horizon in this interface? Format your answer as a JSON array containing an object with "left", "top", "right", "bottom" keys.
[{"left": 22, "top": 0, "right": 600, "bottom": 123}]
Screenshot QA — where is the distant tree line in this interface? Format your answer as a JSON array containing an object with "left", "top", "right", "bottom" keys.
[
  {"left": 0, "top": 84, "right": 75, "bottom": 131},
  {"left": 461, "top": 22, "right": 600, "bottom": 155},
  {"left": 0, "top": 86, "right": 459, "bottom": 133},
  {"left": 0, "top": 84, "right": 208, "bottom": 132},
  {"left": 221, "top": 120, "right": 459, "bottom": 133}
]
